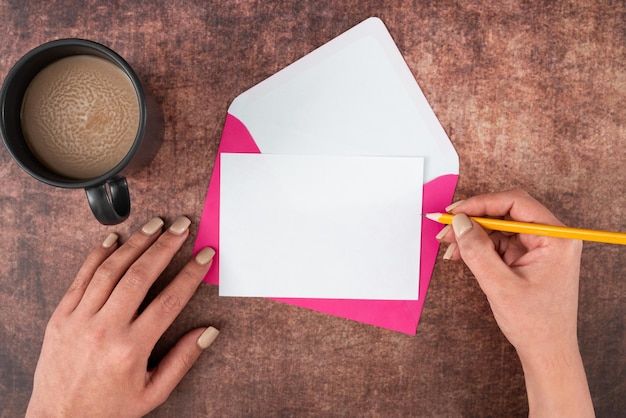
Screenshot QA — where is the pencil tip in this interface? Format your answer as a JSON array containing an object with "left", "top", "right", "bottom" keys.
[{"left": 424, "top": 213, "right": 442, "bottom": 222}]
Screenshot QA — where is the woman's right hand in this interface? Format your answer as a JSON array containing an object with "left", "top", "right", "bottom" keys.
[{"left": 437, "top": 189, "right": 594, "bottom": 417}]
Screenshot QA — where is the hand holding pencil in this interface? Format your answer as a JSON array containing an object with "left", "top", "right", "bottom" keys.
[{"left": 436, "top": 189, "right": 594, "bottom": 417}]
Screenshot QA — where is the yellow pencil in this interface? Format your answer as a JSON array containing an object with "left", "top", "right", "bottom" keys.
[{"left": 424, "top": 213, "right": 626, "bottom": 245}]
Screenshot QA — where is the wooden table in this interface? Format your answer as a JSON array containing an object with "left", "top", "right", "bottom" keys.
[{"left": 1, "top": 1, "right": 624, "bottom": 416}]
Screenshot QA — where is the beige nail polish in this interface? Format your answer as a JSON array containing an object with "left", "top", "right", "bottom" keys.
[
  {"left": 197, "top": 326, "right": 220, "bottom": 350},
  {"left": 195, "top": 247, "right": 216, "bottom": 266},
  {"left": 445, "top": 200, "right": 465, "bottom": 213},
  {"left": 443, "top": 242, "right": 457, "bottom": 260},
  {"left": 169, "top": 216, "right": 191, "bottom": 235},
  {"left": 435, "top": 224, "right": 452, "bottom": 242},
  {"left": 141, "top": 217, "right": 164, "bottom": 235},
  {"left": 452, "top": 213, "right": 473, "bottom": 239},
  {"left": 102, "top": 233, "right": 119, "bottom": 249}
]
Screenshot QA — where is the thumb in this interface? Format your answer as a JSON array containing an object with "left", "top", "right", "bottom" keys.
[
  {"left": 452, "top": 213, "right": 512, "bottom": 288},
  {"left": 145, "top": 326, "right": 219, "bottom": 408}
]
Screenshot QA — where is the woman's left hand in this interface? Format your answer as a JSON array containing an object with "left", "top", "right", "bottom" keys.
[{"left": 26, "top": 216, "right": 219, "bottom": 418}]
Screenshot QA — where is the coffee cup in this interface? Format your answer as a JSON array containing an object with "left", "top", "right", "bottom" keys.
[{"left": 0, "top": 39, "right": 162, "bottom": 225}]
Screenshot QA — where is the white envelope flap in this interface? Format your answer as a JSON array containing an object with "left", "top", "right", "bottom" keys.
[{"left": 228, "top": 17, "right": 459, "bottom": 182}]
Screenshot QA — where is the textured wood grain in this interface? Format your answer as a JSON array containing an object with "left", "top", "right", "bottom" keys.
[{"left": 1, "top": 1, "right": 624, "bottom": 416}]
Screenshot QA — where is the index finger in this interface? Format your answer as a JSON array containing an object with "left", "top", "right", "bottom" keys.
[
  {"left": 448, "top": 189, "right": 565, "bottom": 226},
  {"left": 134, "top": 247, "right": 215, "bottom": 345}
]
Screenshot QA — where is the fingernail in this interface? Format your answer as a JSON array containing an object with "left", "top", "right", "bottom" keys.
[
  {"left": 197, "top": 326, "right": 220, "bottom": 350},
  {"left": 195, "top": 247, "right": 216, "bottom": 266},
  {"left": 435, "top": 224, "right": 452, "bottom": 242},
  {"left": 443, "top": 242, "right": 457, "bottom": 260},
  {"left": 169, "top": 216, "right": 191, "bottom": 235},
  {"left": 102, "top": 233, "right": 119, "bottom": 249},
  {"left": 141, "top": 217, "right": 164, "bottom": 235},
  {"left": 445, "top": 200, "right": 465, "bottom": 213},
  {"left": 452, "top": 213, "right": 473, "bottom": 239}
]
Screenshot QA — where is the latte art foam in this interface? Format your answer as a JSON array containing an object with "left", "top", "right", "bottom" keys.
[{"left": 21, "top": 55, "right": 140, "bottom": 179}]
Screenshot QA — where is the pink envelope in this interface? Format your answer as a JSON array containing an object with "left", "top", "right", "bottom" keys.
[{"left": 194, "top": 18, "right": 459, "bottom": 334}]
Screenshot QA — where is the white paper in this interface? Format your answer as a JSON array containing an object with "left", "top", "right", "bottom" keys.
[{"left": 219, "top": 153, "right": 424, "bottom": 300}]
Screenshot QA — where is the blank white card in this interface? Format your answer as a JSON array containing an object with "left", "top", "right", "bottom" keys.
[{"left": 219, "top": 153, "right": 424, "bottom": 300}]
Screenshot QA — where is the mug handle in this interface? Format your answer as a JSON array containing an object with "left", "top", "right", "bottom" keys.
[{"left": 85, "top": 177, "right": 131, "bottom": 225}]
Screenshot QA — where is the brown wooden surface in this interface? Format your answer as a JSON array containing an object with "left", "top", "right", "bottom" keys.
[{"left": 1, "top": 1, "right": 625, "bottom": 416}]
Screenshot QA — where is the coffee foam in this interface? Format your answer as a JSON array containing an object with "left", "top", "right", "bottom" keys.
[{"left": 21, "top": 55, "right": 140, "bottom": 179}]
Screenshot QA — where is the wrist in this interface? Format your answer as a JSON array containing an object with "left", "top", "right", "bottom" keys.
[
  {"left": 517, "top": 339, "right": 581, "bottom": 373},
  {"left": 517, "top": 343, "right": 594, "bottom": 417}
]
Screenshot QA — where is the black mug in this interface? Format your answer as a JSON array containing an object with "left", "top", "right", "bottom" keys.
[{"left": 0, "top": 39, "right": 162, "bottom": 225}]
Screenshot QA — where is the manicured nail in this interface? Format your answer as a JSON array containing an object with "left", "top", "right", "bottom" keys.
[
  {"left": 195, "top": 247, "right": 216, "bottom": 266},
  {"left": 435, "top": 224, "right": 452, "bottom": 242},
  {"left": 443, "top": 242, "right": 457, "bottom": 260},
  {"left": 169, "top": 216, "right": 191, "bottom": 235},
  {"left": 141, "top": 217, "right": 164, "bottom": 235},
  {"left": 102, "top": 233, "right": 119, "bottom": 249},
  {"left": 452, "top": 213, "right": 473, "bottom": 239},
  {"left": 197, "top": 326, "right": 220, "bottom": 350},
  {"left": 445, "top": 200, "right": 465, "bottom": 213}
]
